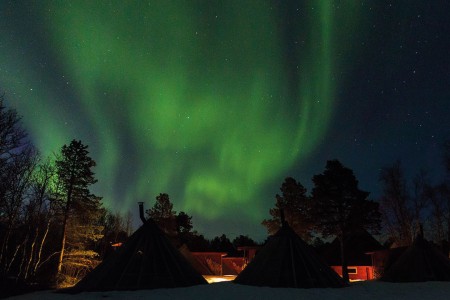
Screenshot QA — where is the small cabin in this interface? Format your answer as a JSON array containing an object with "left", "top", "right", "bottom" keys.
[{"left": 317, "top": 230, "right": 384, "bottom": 281}]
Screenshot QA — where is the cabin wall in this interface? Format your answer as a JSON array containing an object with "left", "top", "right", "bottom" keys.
[
  {"left": 331, "top": 266, "right": 374, "bottom": 281},
  {"left": 222, "top": 257, "right": 246, "bottom": 275},
  {"left": 191, "top": 252, "right": 227, "bottom": 275}
]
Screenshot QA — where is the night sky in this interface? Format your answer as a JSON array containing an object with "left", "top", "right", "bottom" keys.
[{"left": 1, "top": 1, "right": 449, "bottom": 241}]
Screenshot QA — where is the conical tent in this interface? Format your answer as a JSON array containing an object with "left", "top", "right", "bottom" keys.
[
  {"left": 234, "top": 222, "right": 346, "bottom": 288},
  {"left": 319, "top": 229, "right": 383, "bottom": 266},
  {"left": 69, "top": 219, "right": 207, "bottom": 292},
  {"left": 380, "top": 235, "right": 450, "bottom": 282}
]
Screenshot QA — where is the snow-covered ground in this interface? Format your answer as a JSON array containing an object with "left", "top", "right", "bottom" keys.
[{"left": 6, "top": 281, "right": 450, "bottom": 300}]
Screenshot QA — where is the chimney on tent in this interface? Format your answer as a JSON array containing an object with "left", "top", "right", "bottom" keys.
[{"left": 138, "top": 202, "right": 147, "bottom": 224}]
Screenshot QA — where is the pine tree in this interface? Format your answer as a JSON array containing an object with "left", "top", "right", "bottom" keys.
[
  {"left": 176, "top": 211, "right": 193, "bottom": 234},
  {"left": 311, "top": 160, "right": 381, "bottom": 282},
  {"left": 54, "top": 140, "right": 102, "bottom": 285},
  {"left": 262, "top": 177, "right": 313, "bottom": 241},
  {"left": 232, "top": 235, "right": 257, "bottom": 248},
  {"left": 146, "top": 193, "right": 177, "bottom": 236},
  {"left": 210, "top": 234, "right": 235, "bottom": 254},
  {"left": 175, "top": 211, "right": 194, "bottom": 244}
]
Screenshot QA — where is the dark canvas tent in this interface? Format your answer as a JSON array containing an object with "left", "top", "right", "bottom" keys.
[
  {"left": 234, "top": 221, "right": 346, "bottom": 288},
  {"left": 380, "top": 235, "right": 450, "bottom": 282},
  {"left": 318, "top": 229, "right": 383, "bottom": 266},
  {"left": 68, "top": 204, "right": 207, "bottom": 292}
]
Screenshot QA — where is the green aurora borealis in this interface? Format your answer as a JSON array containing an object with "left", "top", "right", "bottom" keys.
[{"left": 1, "top": 1, "right": 363, "bottom": 238}]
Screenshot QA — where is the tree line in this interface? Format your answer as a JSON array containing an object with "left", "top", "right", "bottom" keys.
[
  {"left": 379, "top": 158, "right": 450, "bottom": 248},
  {"left": 262, "top": 150, "right": 450, "bottom": 282},
  {"left": 262, "top": 160, "right": 381, "bottom": 282},
  {"left": 0, "top": 97, "right": 257, "bottom": 292},
  {"left": 144, "top": 192, "right": 258, "bottom": 255},
  {"left": 2, "top": 95, "right": 450, "bottom": 288},
  {"left": 0, "top": 96, "right": 131, "bottom": 290}
]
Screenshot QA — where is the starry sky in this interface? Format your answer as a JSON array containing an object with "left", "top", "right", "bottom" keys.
[{"left": 1, "top": 1, "right": 449, "bottom": 241}]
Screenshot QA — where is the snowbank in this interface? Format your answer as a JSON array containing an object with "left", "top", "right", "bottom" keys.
[{"left": 6, "top": 281, "right": 450, "bottom": 300}]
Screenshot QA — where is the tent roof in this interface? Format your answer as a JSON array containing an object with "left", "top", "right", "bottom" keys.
[
  {"left": 318, "top": 229, "right": 384, "bottom": 266},
  {"left": 178, "top": 245, "right": 214, "bottom": 275},
  {"left": 380, "top": 235, "right": 450, "bottom": 282},
  {"left": 69, "top": 219, "right": 207, "bottom": 292},
  {"left": 234, "top": 222, "right": 347, "bottom": 288}
]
